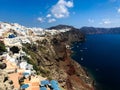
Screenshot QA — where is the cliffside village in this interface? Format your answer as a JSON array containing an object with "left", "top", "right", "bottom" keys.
[{"left": 0, "top": 22, "right": 70, "bottom": 90}]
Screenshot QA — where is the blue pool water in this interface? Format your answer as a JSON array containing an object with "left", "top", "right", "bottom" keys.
[
  {"left": 72, "top": 34, "right": 120, "bottom": 90},
  {"left": 21, "top": 84, "right": 29, "bottom": 89},
  {"left": 23, "top": 72, "right": 29, "bottom": 76}
]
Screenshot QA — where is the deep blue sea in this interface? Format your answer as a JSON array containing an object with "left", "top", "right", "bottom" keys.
[{"left": 72, "top": 34, "right": 120, "bottom": 90}]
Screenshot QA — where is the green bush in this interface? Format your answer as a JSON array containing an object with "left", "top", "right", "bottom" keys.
[
  {"left": 0, "top": 42, "right": 6, "bottom": 54},
  {"left": 47, "top": 76, "right": 52, "bottom": 80},
  {"left": 10, "top": 46, "right": 20, "bottom": 54}
]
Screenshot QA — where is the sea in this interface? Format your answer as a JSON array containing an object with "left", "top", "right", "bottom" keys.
[{"left": 71, "top": 34, "right": 120, "bottom": 90}]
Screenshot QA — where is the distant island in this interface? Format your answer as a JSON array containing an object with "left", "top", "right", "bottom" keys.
[{"left": 80, "top": 26, "right": 120, "bottom": 34}]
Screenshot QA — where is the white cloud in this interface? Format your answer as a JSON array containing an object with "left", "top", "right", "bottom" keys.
[
  {"left": 37, "top": 0, "right": 73, "bottom": 23},
  {"left": 51, "top": 0, "right": 74, "bottom": 18},
  {"left": 117, "top": 8, "right": 120, "bottom": 13},
  {"left": 48, "top": 18, "right": 56, "bottom": 23},
  {"left": 37, "top": 17, "right": 45, "bottom": 23},
  {"left": 66, "top": 1, "right": 74, "bottom": 7},
  {"left": 100, "top": 19, "right": 111, "bottom": 25},
  {"left": 88, "top": 19, "right": 94, "bottom": 23},
  {"left": 46, "top": 14, "right": 51, "bottom": 18}
]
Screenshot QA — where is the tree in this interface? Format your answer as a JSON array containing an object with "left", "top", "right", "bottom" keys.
[
  {"left": 0, "top": 63, "right": 7, "bottom": 69},
  {"left": 10, "top": 46, "right": 20, "bottom": 54},
  {"left": 0, "top": 42, "right": 6, "bottom": 54}
]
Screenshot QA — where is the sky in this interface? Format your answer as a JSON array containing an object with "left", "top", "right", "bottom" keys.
[{"left": 0, "top": 0, "right": 120, "bottom": 28}]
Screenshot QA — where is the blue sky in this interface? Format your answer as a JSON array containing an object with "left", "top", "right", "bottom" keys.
[{"left": 0, "top": 0, "right": 120, "bottom": 28}]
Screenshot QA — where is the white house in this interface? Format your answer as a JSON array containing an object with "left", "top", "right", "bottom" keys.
[{"left": 19, "top": 61, "right": 28, "bottom": 69}]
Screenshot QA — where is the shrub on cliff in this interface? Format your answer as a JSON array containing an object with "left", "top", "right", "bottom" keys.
[
  {"left": 0, "top": 42, "right": 6, "bottom": 54},
  {"left": 10, "top": 46, "right": 20, "bottom": 54},
  {"left": 0, "top": 63, "right": 7, "bottom": 69}
]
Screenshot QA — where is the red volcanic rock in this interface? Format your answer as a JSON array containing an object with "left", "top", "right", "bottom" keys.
[
  {"left": 66, "top": 78, "right": 73, "bottom": 90},
  {"left": 67, "top": 65, "right": 75, "bottom": 75}
]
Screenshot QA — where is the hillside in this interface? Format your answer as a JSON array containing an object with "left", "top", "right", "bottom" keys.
[{"left": 47, "top": 25, "right": 76, "bottom": 30}]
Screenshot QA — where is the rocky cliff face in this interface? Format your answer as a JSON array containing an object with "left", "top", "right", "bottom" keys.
[{"left": 22, "top": 28, "right": 94, "bottom": 90}]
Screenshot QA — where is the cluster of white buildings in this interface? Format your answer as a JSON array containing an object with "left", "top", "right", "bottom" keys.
[
  {"left": 0, "top": 22, "right": 71, "bottom": 37},
  {"left": 0, "top": 21, "right": 77, "bottom": 90},
  {"left": 1, "top": 47, "right": 34, "bottom": 74},
  {"left": 0, "top": 22, "right": 71, "bottom": 47},
  {"left": 0, "top": 22, "right": 69, "bottom": 90},
  {"left": 0, "top": 21, "right": 71, "bottom": 77},
  {"left": 0, "top": 22, "right": 71, "bottom": 74}
]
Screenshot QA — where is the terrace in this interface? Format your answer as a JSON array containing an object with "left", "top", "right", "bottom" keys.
[{"left": 40, "top": 80, "right": 60, "bottom": 90}]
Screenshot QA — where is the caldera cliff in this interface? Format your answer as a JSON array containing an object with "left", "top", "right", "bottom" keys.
[{"left": 22, "top": 25, "right": 94, "bottom": 90}]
